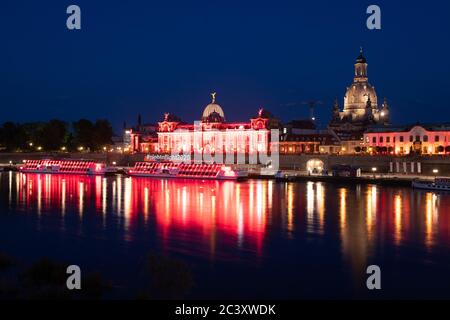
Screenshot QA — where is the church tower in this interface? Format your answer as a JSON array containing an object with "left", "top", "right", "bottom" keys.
[
  {"left": 329, "top": 48, "right": 390, "bottom": 133},
  {"left": 342, "top": 48, "right": 379, "bottom": 121},
  {"left": 354, "top": 48, "right": 368, "bottom": 81}
]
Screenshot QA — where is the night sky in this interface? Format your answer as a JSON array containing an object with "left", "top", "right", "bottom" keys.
[{"left": 1, "top": 0, "right": 450, "bottom": 133}]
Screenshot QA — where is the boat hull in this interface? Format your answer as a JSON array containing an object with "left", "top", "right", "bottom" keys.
[
  {"left": 19, "top": 160, "right": 116, "bottom": 176},
  {"left": 128, "top": 172, "right": 242, "bottom": 181},
  {"left": 20, "top": 169, "right": 106, "bottom": 176},
  {"left": 412, "top": 180, "right": 450, "bottom": 191},
  {"left": 127, "top": 162, "right": 247, "bottom": 181}
]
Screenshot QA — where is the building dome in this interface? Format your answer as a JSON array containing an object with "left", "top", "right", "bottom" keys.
[
  {"left": 204, "top": 111, "right": 224, "bottom": 123},
  {"left": 344, "top": 82, "right": 378, "bottom": 112},
  {"left": 202, "top": 92, "right": 225, "bottom": 121},
  {"left": 342, "top": 48, "right": 378, "bottom": 120}
]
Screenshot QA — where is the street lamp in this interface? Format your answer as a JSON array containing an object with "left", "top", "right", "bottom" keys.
[
  {"left": 433, "top": 169, "right": 439, "bottom": 177},
  {"left": 372, "top": 167, "right": 377, "bottom": 178}
]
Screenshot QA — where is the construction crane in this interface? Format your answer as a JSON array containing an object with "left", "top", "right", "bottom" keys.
[{"left": 301, "top": 100, "right": 323, "bottom": 121}]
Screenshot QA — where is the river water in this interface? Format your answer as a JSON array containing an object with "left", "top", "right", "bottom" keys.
[{"left": 1, "top": 172, "right": 449, "bottom": 299}]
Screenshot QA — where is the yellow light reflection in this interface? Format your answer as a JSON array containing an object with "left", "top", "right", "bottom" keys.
[
  {"left": 124, "top": 177, "right": 132, "bottom": 229},
  {"left": 102, "top": 178, "right": 107, "bottom": 215},
  {"left": 394, "top": 194, "right": 402, "bottom": 245},
  {"left": 316, "top": 183, "right": 325, "bottom": 233},
  {"left": 366, "top": 185, "right": 377, "bottom": 240},
  {"left": 306, "top": 182, "right": 314, "bottom": 219},
  {"left": 425, "top": 192, "right": 438, "bottom": 248},
  {"left": 287, "top": 183, "right": 294, "bottom": 233}
]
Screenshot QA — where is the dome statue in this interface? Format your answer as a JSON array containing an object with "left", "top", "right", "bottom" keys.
[{"left": 202, "top": 92, "right": 225, "bottom": 121}]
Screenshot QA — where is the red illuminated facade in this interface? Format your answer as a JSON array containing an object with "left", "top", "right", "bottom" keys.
[
  {"left": 132, "top": 94, "right": 281, "bottom": 155},
  {"left": 364, "top": 123, "right": 450, "bottom": 155}
]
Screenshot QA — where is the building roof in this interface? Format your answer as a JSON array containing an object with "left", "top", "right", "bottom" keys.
[
  {"left": 286, "top": 119, "right": 316, "bottom": 130},
  {"left": 365, "top": 122, "right": 450, "bottom": 133},
  {"left": 356, "top": 48, "right": 367, "bottom": 64},
  {"left": 281, "top": 132, "right": 339, "bottom": 145}
]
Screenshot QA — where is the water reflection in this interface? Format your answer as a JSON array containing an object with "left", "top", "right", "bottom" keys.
[{"left": 2, "top": 172, "right": 450, "bottom": 266}]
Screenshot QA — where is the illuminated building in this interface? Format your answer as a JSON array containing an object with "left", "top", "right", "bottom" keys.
[
  {"left": 129, "top": 115, "right": 159, "bottom": 153},
  {"left": 364, "top": 123, "right": 450, "bottom": 155},
  {"left": 329, "top": 49, "right": 390, "bottom": 153},
  {"left": 156, "top": 93, "right": 281, "bottom": 155},
  {"left": 278, "top": 120, "right": 341, "bottom": 154}
]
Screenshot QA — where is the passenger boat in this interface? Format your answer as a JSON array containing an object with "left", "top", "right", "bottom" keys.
[
  {"left": 19, "top": 159, "right": 116, "bottom": 175},
  {"left": 412, "top": 177, "right": 450, "bottom": 191},
  {"left": 127, "top": 161, "right": 247, "bottom": 180}
]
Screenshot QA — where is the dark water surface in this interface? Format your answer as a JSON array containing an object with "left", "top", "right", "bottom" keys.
[{"left": 1, "top": 172, "right": 450, "bottom": 299}]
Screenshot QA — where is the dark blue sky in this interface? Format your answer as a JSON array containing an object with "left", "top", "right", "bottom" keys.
[{"left": 1, "top": 0, "right": 450, "bottom": 132}]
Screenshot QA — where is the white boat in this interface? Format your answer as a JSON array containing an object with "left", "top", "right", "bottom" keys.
[
  {"left": 259, "top": 161, "right": 278, "bottom": 177},
  {"left": 19, "top": 159, "right": 116, "bottom": 176},
  {"left": 412, "top": 178, "right": 450, "bottom": 191},
  {"left": 128, "top": 161, "right": 247, "bottom": 181}
]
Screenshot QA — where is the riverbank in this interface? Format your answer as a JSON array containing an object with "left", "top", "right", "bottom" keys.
[
  {"left": 1, "top": 152, "right": 449, "bottom": 187},
  {"left": 267, "top": 172, "right": 427, "bottom": 187}
]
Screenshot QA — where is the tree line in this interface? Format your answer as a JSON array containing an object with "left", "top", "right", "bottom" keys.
[{"left": 0, "top": 119, "right": 114, "bottom": 152}]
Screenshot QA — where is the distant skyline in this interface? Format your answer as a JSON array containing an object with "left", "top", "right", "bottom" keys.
[{"left": 2, "top": 0, "right": 450, "bottom": 132}]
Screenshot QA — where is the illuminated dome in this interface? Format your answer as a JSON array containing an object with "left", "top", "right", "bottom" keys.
[
  {"left": 205, "top": 111, "right": 224, "bottom": 123},
  {"left": 342, "top": 48, "right": 378, "bottom": 118},
  {"left": 202, "top": 92, "right": 225, "bottom": 121},
  {"left": 344, "top": 82, "right": 378, "bottom": 111}
]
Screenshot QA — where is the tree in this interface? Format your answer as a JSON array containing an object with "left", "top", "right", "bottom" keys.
[
  {"left": 93, "top": 119, "right": 113, "bottom": 150},
  {"left": 22, "top": 122, "right": 45, "bottom": 149},
  {"left": 0, "top": 122, "right": 28, "bottom": 151},
  {"left": 73, "top": 119, "right": 95, "bottom": 150},
  {"left": 40, "top": 120, "right": 67, "bottom": 150}
]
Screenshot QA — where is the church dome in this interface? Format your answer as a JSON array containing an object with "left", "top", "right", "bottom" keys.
[
  {"left": 202, "top": 92, "right": 225, "bottom": 121},
  {"left": 343, "top": 48, "right": 378, "bottom": 113},
  {"left": 344, "top": 82, "right": 378, "bottom": 111}
]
